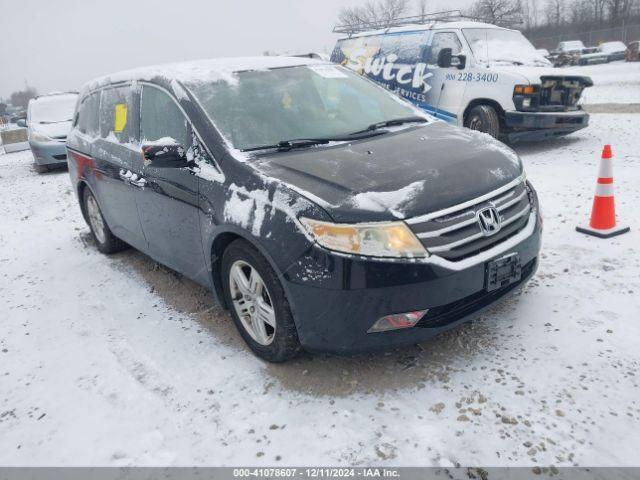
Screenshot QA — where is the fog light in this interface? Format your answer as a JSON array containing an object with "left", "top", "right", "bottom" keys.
[{"left": 367, "top": 310, "right": 428, "bottom": 333}]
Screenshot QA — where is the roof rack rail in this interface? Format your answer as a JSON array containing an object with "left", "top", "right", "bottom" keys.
[{"left": 333, "top": 9, "right": 522, "bottom": 36}]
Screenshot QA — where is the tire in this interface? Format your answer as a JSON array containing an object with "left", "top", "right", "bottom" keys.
[
  {"left": 82, "top": 188, "right": 128, "bottom": 254},
  {"left": 465, "top": 105, "right": 501, "bottom": 139},
  {"left": 34, "top": 164, "right": 48, "bottom": 174},
  {"left": 221, "top": 239, "right": 301, "bottom": 362}
]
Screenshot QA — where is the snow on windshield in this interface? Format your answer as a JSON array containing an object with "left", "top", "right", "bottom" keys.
[
  {"left": 463, "top": 29, "right": 550, "bottom": 66},
  {"left": 30, "top": 94, "right": 77, "bottom": 124}
]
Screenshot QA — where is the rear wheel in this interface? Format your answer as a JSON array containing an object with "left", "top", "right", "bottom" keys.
[
  {"left": 83, "top": 188, "right": 127, "bottom": 254},
  {"left": 222, "top": 239, "right": 301, "bottom": 362},
  {"left": 465, "top": 105, "right": 501, "bottom": 139}
]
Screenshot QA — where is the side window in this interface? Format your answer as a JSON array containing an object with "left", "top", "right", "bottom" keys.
[
  {"left": 140, "top": 86, "right": 191, "bottom": 149},
  {"left": 380, "top": 32, "right": 425, "bottom": 64},
  {"left": 100, "top": 86, "right": 138, "bottom": 143},
  {"left": 427, "top": 32, "right": 463, "bottom": 65},
  {"left": 78, "top": 92, "right": 100, "bottom": 136}
]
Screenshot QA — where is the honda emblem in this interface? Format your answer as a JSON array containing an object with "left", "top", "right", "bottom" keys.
[{"left": 477, "top": 206, "right": 502, "bottom": 236}]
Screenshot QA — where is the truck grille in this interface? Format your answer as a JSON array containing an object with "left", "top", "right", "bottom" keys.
[
  {"left": 406, "top": 179, "right": 532, "bottom": 262},
  {"left": 539, "top": 76, "right": 591, "bottom": 111}
]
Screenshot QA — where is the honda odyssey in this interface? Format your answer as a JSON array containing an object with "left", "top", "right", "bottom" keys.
[{"left": 66, "top": 57, "right": 542, "bottom": 362}]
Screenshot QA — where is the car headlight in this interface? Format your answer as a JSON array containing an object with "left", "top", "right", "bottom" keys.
[
  {"left": 30, "top": 131, "right": 52, "bottom": 142},
  {"left": 300, "top": 218, "right": 428, "bottom": 258}
]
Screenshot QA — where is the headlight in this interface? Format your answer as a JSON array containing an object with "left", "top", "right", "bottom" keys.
[
  {"left": 30, "top": 131, "right": 52, "bottom": 142},
  {"left": 300, "top": 218, "right": 428, "bottom": 258}
]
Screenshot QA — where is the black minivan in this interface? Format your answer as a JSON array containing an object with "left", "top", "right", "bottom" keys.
[{"left": 67, "top": 57, "right": 541, "bottom": 362}]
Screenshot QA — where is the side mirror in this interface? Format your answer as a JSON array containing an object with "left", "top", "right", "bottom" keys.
[
  {"left": 16, "top": 119, "right": 27, "bottom": 128},
  {"left": 451, "top": 54, "right": 466, "bottom": 69},
  {"left": 437, "top": 48, "right": 452, "bottom": 68},
  {"left": 142, "top": 142, "right": 190, "bottom": 168}
]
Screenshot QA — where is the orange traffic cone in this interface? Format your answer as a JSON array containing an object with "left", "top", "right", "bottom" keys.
[{"left": 576, "top": 145, "right": 629, "bottom": 238}]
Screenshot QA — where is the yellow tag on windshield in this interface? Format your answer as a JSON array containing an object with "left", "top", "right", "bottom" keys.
[
  {"left": 114, "top": 103, "right": 127, "bottom": 133},
  {"left": 281, "top": 92, "right": 293, "bottom": 109}
]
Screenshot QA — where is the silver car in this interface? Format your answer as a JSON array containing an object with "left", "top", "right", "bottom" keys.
[{"left": 20, "top": 92, "right": 78, "bottom": 173}]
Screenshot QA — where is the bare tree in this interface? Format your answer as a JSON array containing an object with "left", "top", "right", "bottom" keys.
[
  {"left": 416, "top": 0, "right": 429, "bottom": 21},
  {"left": 468, "top": 0, "right": 523, "bottom": 24},
  {"left": 9, "top": 87, "right": 38, "bottom": 109},
  {"left": 337, "top": 0, "right": 410, "bottom": 29}
]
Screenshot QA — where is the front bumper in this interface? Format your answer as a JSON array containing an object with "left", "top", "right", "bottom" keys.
[
  {"left": 284, "top": 212, "right": 542, "bottom": 354},
  {"left": 505, "top": 110, "right": 589, "bottom": 142},
  {"left": 29, "top": 140, "right": 68, "bottom": 166}
]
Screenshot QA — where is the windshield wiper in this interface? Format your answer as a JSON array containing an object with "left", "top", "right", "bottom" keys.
[
  {"left": 241, "top": 131, "right": 388, "bottom": 152},
  {"left": 349, "top": 116, "right": 428, "bottom": 135}
]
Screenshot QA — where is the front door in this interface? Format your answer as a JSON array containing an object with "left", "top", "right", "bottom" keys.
[
  {"left": 133, "top": 85, "right": 206, "bottom": 281},
  {"left": 423, "top": 31, "right": 468, "bottom": 124}
]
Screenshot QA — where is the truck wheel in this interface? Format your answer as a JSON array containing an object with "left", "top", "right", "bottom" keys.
[
  {"left": 465, "top": 105, "right": 500, "bottom": 139},
  {"left": 222, "top": 239, "right": 301, "bottom": 363}
]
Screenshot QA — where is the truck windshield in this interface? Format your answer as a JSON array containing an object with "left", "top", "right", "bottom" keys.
[
  {"left": 30, "top": 94, "right": 78, "bottom": 124},
  {"left": 462, "top": 29, "right": 550, "bottom": 67},
  {"left": 185, "top": 64, "right": 425, "bottom": 152}
]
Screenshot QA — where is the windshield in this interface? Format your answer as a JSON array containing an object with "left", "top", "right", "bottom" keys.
[
  {"left": 185, "top": 64, "right": 424, "bottom": 151},
  {"left": 462, "top": 28, "right": 550, "bottom": 66},
  {"left": 30, "top": 94, "right": 77, "bottom": 124}
]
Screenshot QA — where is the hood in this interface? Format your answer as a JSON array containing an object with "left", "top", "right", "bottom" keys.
[
  {"left": 31, "top": 120, "right": 72, "bottom": 140},
  {"left": 251, "top": 122, "right": 523, "bottom": 223},
  {"left": 490, "top": 65, "right": 592, "bottom": 85}
]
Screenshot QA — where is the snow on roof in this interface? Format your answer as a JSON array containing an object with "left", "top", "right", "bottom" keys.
[
  {"left": 82, "top": 56, "right": 326, "bottom": 95},
  {"left": 347, "top": 21, "right": 506, "bottom": 38}
]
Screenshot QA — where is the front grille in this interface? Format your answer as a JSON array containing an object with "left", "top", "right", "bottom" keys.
[
  {"left": 416, "top": 258, "right": 537, "bottom": 329},
  {"left": 406, "top": 179, "right": 532, "bottom": 262},
  {"left": 539, "top": 76, "right": 589, "bottom": 111}
]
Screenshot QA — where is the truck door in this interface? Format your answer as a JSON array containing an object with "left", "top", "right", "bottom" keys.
[{"left": 423, "top": 31, "right": 468, "bottom": 124}]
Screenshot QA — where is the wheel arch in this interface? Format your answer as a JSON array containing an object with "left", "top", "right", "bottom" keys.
[{"left": 208, "top": 227, "right": 290, "bottom": 310}]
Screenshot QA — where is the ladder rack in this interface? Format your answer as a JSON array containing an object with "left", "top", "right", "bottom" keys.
[{"left": 333, "top": 10, "right": 522, "bottom": 36}]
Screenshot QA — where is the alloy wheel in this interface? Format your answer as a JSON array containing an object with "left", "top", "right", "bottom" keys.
[{"left": 229, "top": 260, "right": 276, "bottom": 346}]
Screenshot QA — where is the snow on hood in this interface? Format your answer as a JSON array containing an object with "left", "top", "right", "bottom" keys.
[
  {"left": 490, "top": 65, "right": 592, "bottom": 84},
  {"left": 30, "top": 120, "right": 72, "bottom": 139},
  {"left": 250, "top": 122, "right": 523, "bottom": 223}
]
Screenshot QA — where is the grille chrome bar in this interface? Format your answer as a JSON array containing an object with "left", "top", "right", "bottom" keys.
[
  {"left": 426, "top": 204, "right": 531, "bottom": 253},
  {"left": 405, "top": 175, "right": 525, "bottom": 225}
]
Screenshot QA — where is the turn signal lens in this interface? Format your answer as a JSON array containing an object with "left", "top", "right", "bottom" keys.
[
  {"left": 300, "top": 218, "right": 428, "bottom": 258},
  {"left": 367, "top": 310, "right": 428, "bottom": 333},
  {"left": 514, "top": 85, "right": 536, "bottom": 95}
]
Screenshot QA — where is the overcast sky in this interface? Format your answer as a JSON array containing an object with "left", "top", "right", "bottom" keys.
[{"left": 1, "top": 0, "right": 470, "bottom": 100}]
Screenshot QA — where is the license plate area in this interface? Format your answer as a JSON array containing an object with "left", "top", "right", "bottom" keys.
[{"left": 486, "top": 253, "right": 522, "bottom": 292}]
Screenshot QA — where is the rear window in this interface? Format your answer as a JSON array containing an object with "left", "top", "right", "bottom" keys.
[
  {"left": 99, "top": 86, "right": 137, "bottom": 143},
  {"left": 78, "top": 92, "right": 100, "bottom": 136}
]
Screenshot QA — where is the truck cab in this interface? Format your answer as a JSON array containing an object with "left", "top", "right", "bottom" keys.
[{"left": 331, "top": 18, "right": 593, "bottom": 142}]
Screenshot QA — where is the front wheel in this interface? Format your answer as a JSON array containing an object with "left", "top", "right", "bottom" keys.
[
  {"left": 222, "top": 239, "right": 301, "bottom": 362},
  {"left": 465, "top": 105, "right": 501, "bottom": 139}
]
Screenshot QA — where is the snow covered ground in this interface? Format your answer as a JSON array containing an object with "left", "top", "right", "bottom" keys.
[
  {"left": 566, "top": 61, "right": 640, "bottom": 104},
  {"left": 1, "top": 114, "right": 639, "bottom": 467}
]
